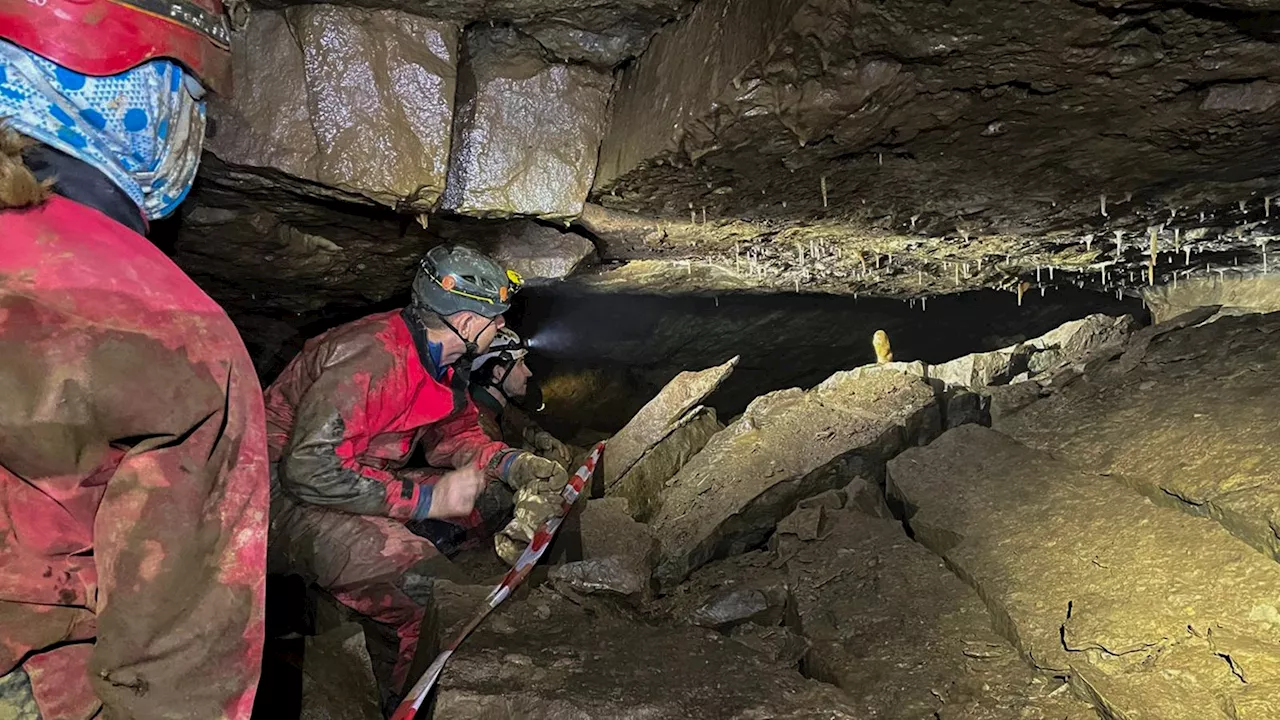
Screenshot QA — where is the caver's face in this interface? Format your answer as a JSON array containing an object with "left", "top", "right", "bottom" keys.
[
  {"left": 498, "top": 357, "right": 531, "bottom": 399},
  {"left": 467, "top": 313, "right": 505, "bottom": 354}
]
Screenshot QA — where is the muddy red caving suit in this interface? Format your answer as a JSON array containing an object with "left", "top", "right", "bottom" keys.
[
  {"left": 264, "top": 309, "right": 518, "bottom": 692},
  {"left": 0, "top": 154, "right": 269, "bottom": 718}
]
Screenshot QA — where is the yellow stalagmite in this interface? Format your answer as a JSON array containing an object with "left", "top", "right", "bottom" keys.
[{"left": 873, "top": 329, "right": 894, "bottom": 364}]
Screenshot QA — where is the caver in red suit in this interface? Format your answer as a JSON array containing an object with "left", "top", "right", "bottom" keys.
[
  {"left": 0, "top": 1, "right": 269, "bottom": 717},
  {"left": 264, "top": 245, "right": 569, "bottom": 699}
]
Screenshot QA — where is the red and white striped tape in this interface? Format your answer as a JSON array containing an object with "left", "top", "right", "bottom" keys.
[{"left": 391, "top": 442, "right": 605, "bottom": 720}]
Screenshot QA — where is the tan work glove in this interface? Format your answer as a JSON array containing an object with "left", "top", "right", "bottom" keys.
[
  {"left": 501, "top": 450, "right": 568, "bottom": 494},
  {"left": 494, "top": 484, "right": 562, "bottom": 565},
  {"left": 523, "top": 427, "right": 574, "bottom": 471}
]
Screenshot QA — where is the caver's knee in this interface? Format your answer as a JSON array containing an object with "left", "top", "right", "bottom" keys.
[{"left": 268, "top": 502, "right": 434, "bottom": 591}]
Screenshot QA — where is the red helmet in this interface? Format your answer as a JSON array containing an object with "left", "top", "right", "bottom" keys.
[{"left": 0, "top": 0, "right": 233, "bottom": 95}]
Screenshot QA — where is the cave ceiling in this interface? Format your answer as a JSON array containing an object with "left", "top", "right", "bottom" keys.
[{"left": 177, "top": 0, "right": 1280, "bottom": 324}]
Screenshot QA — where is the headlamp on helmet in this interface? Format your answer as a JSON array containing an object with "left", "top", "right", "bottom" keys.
[{"left": 471, "top": 328, "right": 528, "bottom": 375}]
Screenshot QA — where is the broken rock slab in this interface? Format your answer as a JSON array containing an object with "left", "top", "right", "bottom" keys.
[
  {"left": 1000, "top": 311, "right": 1280, "bottom": 563},
  {"left": 836, "top": 477, "right": 895, "bottom": 519},
  {"left": 927, "top": 344, "right": 1031, "bottom": 391},
  {"left": 432, "top": 589, "right": 859, "bottom": 718},
  {"left": 208, "top": 7, "right": 458, "bottom": 210},
  {"left": 775, "top": 479, "right": 895, "bottom": 537},
  {"left": 689, "top": 585, "right": 787, "bottom": 631},
  {"left": 888, "top": 425, "right": 1280, "bottom": 719},
  {"left": 652, "top": 550, "right": 788, "bottom": 631},
  {"left": 607, "top": 405, "right": 722, "bottom": 522},
  {"left": 442, "top": 26, "right": 613, "bottom": 222},
  {"left": 602, "top": 357, "right": 737, "bottom": 489},
  {"left": 651, "top": 368, "right": 938, "bottom": 587},
  {"left": 549, "top": 498, "right": 658, "bottom": 600},
  {"left": 1023, "top": 313, "right": 1137, "bottom": 374},
  {"left": 926, "top": 314, "right": 1137, "bottom": 393},
  {"left": 1142, "top": 272, "right": 1280, "bottom": 324},
  {"left": 777, "top": 509, "right": 1096, "bottom": 720}
]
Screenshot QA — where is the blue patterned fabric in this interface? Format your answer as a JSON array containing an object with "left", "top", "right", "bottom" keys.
[{"left": 0, "top": 40, "right": 206, "bottom": 220}]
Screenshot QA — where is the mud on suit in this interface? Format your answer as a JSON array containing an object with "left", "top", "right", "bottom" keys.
[
  {"left": 264, "top": 309, "right": 517, "bottom": 692},
  {"left": 0, "top": 149, "right": 269, "bottom": 719}
]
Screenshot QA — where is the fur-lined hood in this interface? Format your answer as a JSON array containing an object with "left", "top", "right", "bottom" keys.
[{"left": 0, "top": 123, "right": 51, "bottom": 210}]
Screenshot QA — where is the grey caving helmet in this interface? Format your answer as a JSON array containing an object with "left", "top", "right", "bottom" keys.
[{"left": 412, "top": 244, "right": 522, "bottom": 318}]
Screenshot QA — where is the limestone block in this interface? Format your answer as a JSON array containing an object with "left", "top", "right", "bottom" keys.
[
  {"left": 602, "top": 357, "right": 737, "bottom": 489},
  {"left": 549, "top": 498, "right": 658, "bottom": 600},
  {"left": 1143, "top": 272, "right": 1280, "bottom": 324},
  {"left": 481, "top": 223, "right": 597, "bottom": 282},
  {"left": 607, "top": 406, "right": 722, "bottom": 522},
  {"left": 1001, "top": 312, "right": 1280, "bottom": 562},
  {"left": 442, "top": 27, "right": 613, "bottom": 221},
  {"left": 209, "top": 8, "right": 458, "bottom": 210},
  {"left": 651, "top": 369, "right": 939, "bottom": 587},
  {"left": 777, "top": 511, "right": 1095, "bottom": 719},
  {"left": 433, "top": 591, "right": 859, "bottom": 718}
]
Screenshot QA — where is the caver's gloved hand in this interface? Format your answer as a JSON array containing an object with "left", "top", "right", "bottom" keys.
[
  {"left": 496, "top": 448, "right": 568, "bottom": 494},
  {"left": 490, "top": 450, "right": 568, "bottom": 565},
  {"left": 523, "top": 427, "right": 574, "bottom": 471},
  {"left": 494, "top": 484, "right": 562, "bottom": 565}
]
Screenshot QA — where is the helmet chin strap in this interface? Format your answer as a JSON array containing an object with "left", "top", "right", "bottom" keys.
[
  {"left": 490, "top": 361, "right": 516, "bottom": 404},
  {"left": 490, "top": 360, "right": 543, "bottom": 411},
  {"left": 442, "top": 314, "right": 494, "bottom": 361}
]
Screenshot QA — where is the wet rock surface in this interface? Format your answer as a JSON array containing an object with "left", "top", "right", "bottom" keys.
[
  {"left": 431, "top": 589, "right": 860, "bottom": 718},
  {"left": 442, "top": 27, "right": 613, "bottom": 221},
  {"left": 651, "top": 369, "right": 939, "bottom": 587},
  {"left": 247, "top": 0, "right": 694, "bottom": 68},
  {"left": 602, "top": 357, "right": 738, "bottom": 488},
  {"left": 462, "top": 222, "right": 597, "bottom": 283},
  {"left": 1142, "top": 272, "right": 1280, "bottom": 324},
  {"left": 209, "top": 7, "right": 458, "bottom": 211},
  {"left": 888, "top": 425, "right": 1280, "bottom": 719},
  {"left": 549, "top": 498, "right": 658, "bottom": 600},
  {"left": 1000, "top": 311, "right": 1280, "bottom": 562},
  {"left": 181, "top": 0, "right": 1280, "bottom": 308},
  {"left": 776, "top": 507, "right": 1097, "bottom": 720},
  {"left": 607, "top": 406, "right": 722, "bottom": 522}
]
